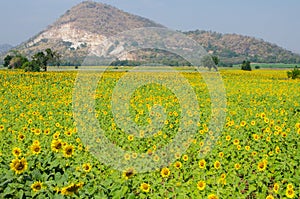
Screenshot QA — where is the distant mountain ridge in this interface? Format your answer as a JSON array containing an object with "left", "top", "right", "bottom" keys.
[
  {"left": 184, "top": 30, "right": 300, "bottom": 64},
  {"left": 5, "top": 1, "right": 300, "bottom": 65}
]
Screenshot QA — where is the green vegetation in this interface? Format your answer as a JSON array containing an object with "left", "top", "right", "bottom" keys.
[
  {"left": 241, "top": 60, "right": 252, "bottom": 71},
  {"left": 3, "top": 49, "right": 60, "bottom": 72},
  {"left": 287, "top": 66, "right": 300, "bottom": 79}
]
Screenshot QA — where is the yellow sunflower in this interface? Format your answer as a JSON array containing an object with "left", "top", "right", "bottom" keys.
[
  {"left": 208, "top": 194, "right": 218, "bottom": 199},
  {"left": 140, "top": 183, "right": 150, "bottom": 193},
  {"left": 286, "top": 188, "right": 295, "bottom": 198},
  {"left": 31, "top": 181, "right": 42, "bottom": 192},
  {"left": 63, "top": 144, "right": 75, "bottom": 158},
  {"left": 30, "top": 144, "right": 41, "bottom": 155},
  {"left": 82, "top": 163, "right": 92, "bottom": 173},
  {"left": 174, "top": 161, "right": 182, "bottom": 169},
  {"left": 161, "top": 167, "right": 170, "bottom": 178},
  {"left": 234, "top": 163, "right": 241, "bottom": 170},
  {"left": 182, "top": 154, "right": 188, "bottom": 162},
  {"left": 197, "top": 181, "right": 206, "bottom": 191},
  {"left": 214, "top": 161, "right": 221, "bottom": 170},
  {"left": 273, "top": 183, "right": 279, "bottom": 193},
  {"left": 61, "top": 182, "right": 83, "bottom": 196},
  {"left": 10, "top": 157, "right": 28, "bottom": 174},
  {"left": 12, "top": 147, "right": 22, "bottom": 157},
  {"left": 257, "top": 160, "right": 267, "bottom": 172},
  {"left": 122, "top": 168, "right": 135, "bottom": 180},
  {"left": 199, "top": 159, "right": 206, "bottom": 169},
  {"left": 266, "top": 195, "right": 274, "bottom": 199},
  {"left": 51, "top": 139, "right": 63, "bottom": 152}
]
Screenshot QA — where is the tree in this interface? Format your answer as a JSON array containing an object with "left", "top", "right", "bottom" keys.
[
  {"left": 211, "top": 55, "right": 220, "bottom": 66},
  {"left": 9, "top": 55, "right": 28, "bottom": 69},
  {"left": 287, "top": 66, "right": 300, "bottom": 79},
  {"left": 201, "top": 55, "right": 218, "bottom": 71},
  {"left": 31, "top": 49, "right": 61, "bottom": 71},
  {"left": 3, "top": 55, "right": 13, "bottom": 67},
  {"left": 22, "top": 61, "right": 40, "bottom": 72},
  {"left": 241, "top": 60, "right": 252, "bottom": 71}
]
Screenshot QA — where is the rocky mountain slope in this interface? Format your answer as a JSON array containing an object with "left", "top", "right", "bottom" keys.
[{"left": 7, "top": 1, "right": 300, "bottom": 65}]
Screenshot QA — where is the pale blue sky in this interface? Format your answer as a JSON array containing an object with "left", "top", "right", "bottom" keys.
[{"left": 0, "top": 0, "right": 299, "bottom": 53}]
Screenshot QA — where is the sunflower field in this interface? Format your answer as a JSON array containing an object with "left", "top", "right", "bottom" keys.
[{"left": 0, "top": 69, "right": 299, "bottom": 198}]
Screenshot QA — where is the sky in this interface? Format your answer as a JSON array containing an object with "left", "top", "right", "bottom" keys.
[{"left": 0, "top": 0, "right": 299, "bottom": 53}]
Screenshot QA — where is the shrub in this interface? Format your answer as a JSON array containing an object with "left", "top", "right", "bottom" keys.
[
  {"left": 241, "top": 60, "right": 252, "bottom": 71},
  {"left": 287, "top": 66, "right": 300, "bottom": 79}
]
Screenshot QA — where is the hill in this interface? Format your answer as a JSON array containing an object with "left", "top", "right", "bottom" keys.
[
  {"left": 184, "top": 30, "right": 300, "bottom": 65},
  {"left": 13, "top": 1, "right": 164, "bottom": 65},
  {"left": 5, "top": 1, "right": 300, "bottom": 65}
]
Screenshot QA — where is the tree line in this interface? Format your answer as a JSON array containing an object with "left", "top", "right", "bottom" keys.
[{"left": 3, "top": 49, "right": 60, "bottom": 72}]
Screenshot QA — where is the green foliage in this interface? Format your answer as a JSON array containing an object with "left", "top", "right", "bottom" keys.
[
  {"left": 22, "top": 61, "right": 40, "bottom": 72},
  {"left": 255, "top": 65, "right": 260, "bottom": 69},
  {"left": 3, "top": 49, "right": 61, "bottom": 72},
  {"left": 201, "top": 55, "right": 218, "bottom": 71},
  {"left": 287, "top": 66, "right": 300, "bottom": 79},
  {"left": 3, "top": 55, "right": 13, "bottom": 67},
  {"left": 241, "top": 60, "right": 252, "bottom": 71},
  {"left": 211, "top": 55, "right": 220, "bottom": 66}
]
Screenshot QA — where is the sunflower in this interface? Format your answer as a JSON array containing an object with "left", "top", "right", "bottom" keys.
[
  {"left": 128, "top": 134, "right": 134, "bottom": 141},
  {"left": 122, "top": 168, "right": 135, "bottom": 180},
  {"left": 245, "top": 146, "right": 250, "bottom": 151},
  {"left": 10, "top": 158, "right": 28, "bottom": 174},
  {"left": 51, "top": 139, "right": 63, "bottom": 152},
  {"left": 0, "top": 125, "right": 4, "bottom": 131},
  {"left": 287, "top": 183, "right": 293, "bottom": 190},
  {"left": 31, "top": 181, "right": 42, "bottom": 192},
  {"left": 182, "top": 154, "right": 188, "bottom": 162},
  {"left": 174, "top": 161, "right": 182, "bottom": 169},
  {"left": 234, "top": 163, "right": 241, "bottom": 170},
  {"left": 286, "top": 188, "right": 295, "bottom": 198},
  {"left": 44, "top": 129, "right": 50, "bottom": 135},
  {"left": 252, "top": 134, "right": 259, "bottom": 141},
  {"left": 18, "top": 133, "right": 25, "bottom": 141},
  {"left": 233, "top": 139, "right": 240, "bottom": 145},
  {"left": 53, "top": 132, "right": 60, "bottom": 139},
  {"left": 161, "top": 167, "right": 170, "bottom": 178},
  {"left": 208, "top": 194, "right": 218, "bottom": 199},
  {"left": 273, "top": 183, "right": 279, "bottom": 193},
  {"left": 219, "top": 152, "right": 224, "bottom": 158},
  {"left": 82, "top": 163, "right": 92, "bottom": 173},
  {"left": 197, "top": 181, "right": 206, "bottom": 191},
  {"left": 199, "top": 159, "right": 206, "bottom": 169},
  {"left": 140, "top": 183, "right": 150, "bottom": 193},
  {"left": 240, "top": 121, "right": 246, "bottom": 127},
  {"left": 34, "top": 129, "right": 41, "bottom": 135},
  {"left": 257, "top": 160, "right": 267, "bottom": 172},
  {"left": 266, "top": 195, "right": 274, "bottom": 199},
  {"left": 12, "top": 147, "right": 22, "bottom": 157},
  {"left": 30, "top": 144, "right": 41, "bottom": 155},
  {"left": 61, "top": 182, "right": 83, "bottom": 196},
  {"left": 64, "top": 131, "right": 72, "bottom": 137},
  {"left": 63, "top": 145, "right": 75, "bottom": 158},
  {"left": 214, "top": 161, "right": 221, "bottom": 170},
  {"left": 124, "top": 154, "right": 130, "bottom": 161},
  {"left": 225, "top": 135, "right": 231, "bottom": 141}
]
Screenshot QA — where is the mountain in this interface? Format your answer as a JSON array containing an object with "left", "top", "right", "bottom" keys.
[
  {"left": 7, "top": 1, "right": 300, "bottom": 65},
  {"left": 13, "top": 1, "right": 163, "bottom": 65},
  {"left": 184, "top": 30, "right": 300, "bottom": 65},
  {"left": 0, "top": 44, "right": 13, "bottom": 55}
]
